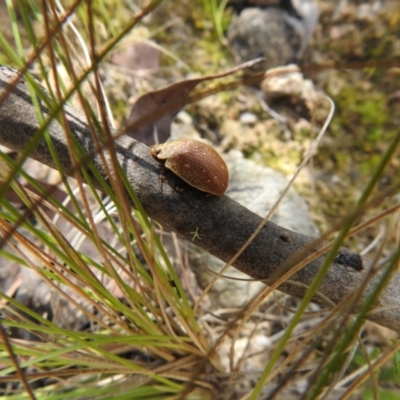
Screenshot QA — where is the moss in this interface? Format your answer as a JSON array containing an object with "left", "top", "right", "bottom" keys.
[{"left": 333, "top": 85, "right": 388, "bottom": 138}]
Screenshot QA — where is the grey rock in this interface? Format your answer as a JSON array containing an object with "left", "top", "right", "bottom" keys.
[{"left": 228, "top": 1, "right": 319, "bottom": 71}]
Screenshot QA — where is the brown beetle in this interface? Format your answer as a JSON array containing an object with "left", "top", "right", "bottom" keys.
[{"left": 150, "top": 139, "right": 229, "bottom": 196}]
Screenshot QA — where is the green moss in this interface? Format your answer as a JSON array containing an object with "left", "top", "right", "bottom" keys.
[{"left": 334, "top": 85, "right": 388, "bottom": 139}]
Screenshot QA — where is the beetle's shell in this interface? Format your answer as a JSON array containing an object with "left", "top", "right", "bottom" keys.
[{"left": 151, "top": 139, "right": 229, "bottom": 196}]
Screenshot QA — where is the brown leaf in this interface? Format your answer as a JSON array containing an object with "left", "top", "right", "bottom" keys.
[{"left": 124, "top": 58, "right": 265, "bottom": 146}]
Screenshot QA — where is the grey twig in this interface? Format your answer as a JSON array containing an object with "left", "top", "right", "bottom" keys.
[{"left": 0, "top": 65, "right": 399, "bottom": 331}]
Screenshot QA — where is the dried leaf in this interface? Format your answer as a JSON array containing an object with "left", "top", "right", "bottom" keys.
[{"left": 124, "top": 58, "right": 264, "bottom": 146}]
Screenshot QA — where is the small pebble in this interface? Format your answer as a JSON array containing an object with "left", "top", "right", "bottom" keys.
[{"left": 240, "top": 112, "right": 258, "bottom": 125}]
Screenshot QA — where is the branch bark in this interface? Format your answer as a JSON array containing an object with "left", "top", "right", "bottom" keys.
[{"left": 0, "top": 65, "right": 399, "bottom": 331}]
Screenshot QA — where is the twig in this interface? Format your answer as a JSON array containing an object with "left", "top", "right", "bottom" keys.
[{"left": 0, "top": 65, "right": 399, "bottom": 331}]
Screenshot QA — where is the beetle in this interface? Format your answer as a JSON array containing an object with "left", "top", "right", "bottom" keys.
[{"left": 150, "top": 139, "right": 229, "bottom": 196}]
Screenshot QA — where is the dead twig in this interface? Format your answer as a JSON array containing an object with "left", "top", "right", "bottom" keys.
[{"left": 0, "top": 65, "right": 399, "bottom": 331}]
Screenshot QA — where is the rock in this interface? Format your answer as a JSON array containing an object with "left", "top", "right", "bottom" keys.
[
  {"left": 227, "top": 1, "right": 319, "bottom": 72},
  {"left": 261, "top": 64, "right": 327, "bottom": 120},
  {"left": 239, "top": 112, "right": 258, "bottom": 125}
]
